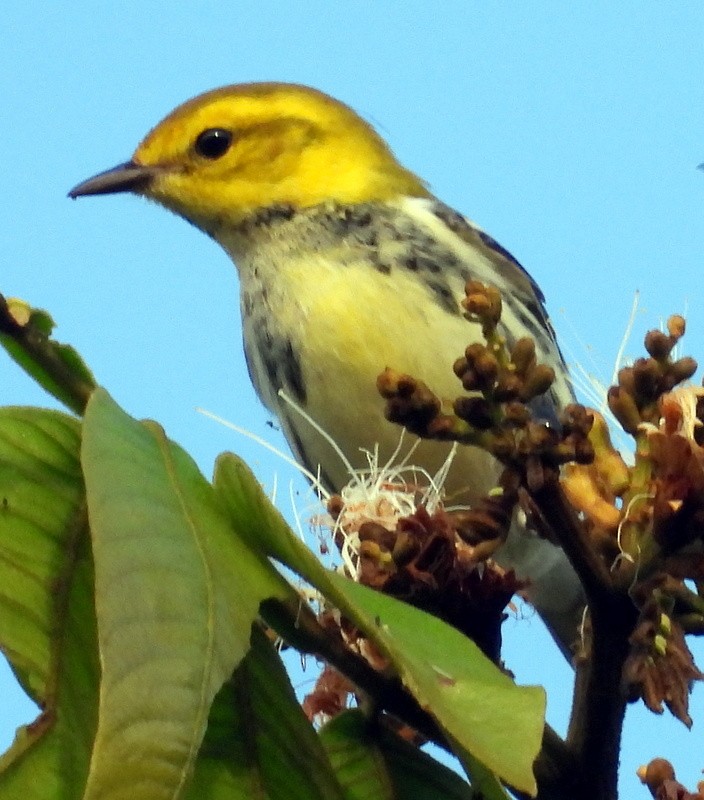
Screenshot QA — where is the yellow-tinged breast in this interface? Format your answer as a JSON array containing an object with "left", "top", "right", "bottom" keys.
[{"left": 227, "top": 196, "right": 494, "bottom": 501}]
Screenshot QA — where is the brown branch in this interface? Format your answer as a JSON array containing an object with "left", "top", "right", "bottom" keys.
[
  {"left": 528, "top": 725, "right": 581, "bottom": 800},
  {"left": 530, "top": 479, "right": 638, "bottom": 800},
  {"left": 529, "top": 479, "right": 615, "bottom": 611},
  {"left": 564, "top": 599, "right": 634, "bottom": 800},
  {"left": 260, "top": 596, "right": 451, "bottom": 748}
]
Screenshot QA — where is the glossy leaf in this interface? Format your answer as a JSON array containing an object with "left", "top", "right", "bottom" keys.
[
  {"left": 0, "top": 408, "right": 99, "bottom": 799},
  {"left": 187, "top": 626, "right": 345, "bottom": 799},
  {"left": 80, "top": 389, "right": 291, "bottom": 800},
  {"left": 321, "top": 710, "right": 484, "bottom": 800}
]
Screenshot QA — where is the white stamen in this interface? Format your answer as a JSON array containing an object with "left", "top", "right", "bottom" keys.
[
  {"left": 196, "top": 406, "right": 329, "bottom": 498},
  {"left": 278, "top": 389, "right": 358, "bottom": 483}
]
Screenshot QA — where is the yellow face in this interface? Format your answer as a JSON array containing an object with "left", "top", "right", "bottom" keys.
[{"left": 70, "top": 83, "right": 428, "bottom": 230}]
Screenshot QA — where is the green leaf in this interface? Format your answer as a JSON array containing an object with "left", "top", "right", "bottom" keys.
[
  {"left": 80, "top": 389, "right": 292, "bottom": 800},
  {"left": 212, "top": 452, "right": 330, "bottom": 577},
  {"left": 320, "top": 710, "right": 481, "bottom": 800},
  {"left": 326, "top": 577, "right": 542, "bottom": 794},
  {"left": 187, "top": 626, "right": 345, "bottom": 800},
  {"left": 214, "top": 454, "right": 544, "bottom": 795},
  {"left": 0, "top": 296, "right": 95, "bottom": 414},
  {"left": 318, "top": 711, "right": 396, "bottom": 800},
  {"left": 0, "top": 407, "right": 99, "bottom": 800},
  {"left": 451, "top": 746, "right": 511, "bottom": 800}
]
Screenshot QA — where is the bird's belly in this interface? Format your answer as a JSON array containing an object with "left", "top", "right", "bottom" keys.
[{"left": 275, "top": 259, "right": 500, "bottom": 502}]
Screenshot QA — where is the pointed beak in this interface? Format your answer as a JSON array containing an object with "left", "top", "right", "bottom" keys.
[{"left": 68, "top": 161, "right": 162, "bottom": 199}]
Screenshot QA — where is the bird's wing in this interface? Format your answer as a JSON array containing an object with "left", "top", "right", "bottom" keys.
[{"left": 428, "top": 200, "right": 576, "bottom": 420}]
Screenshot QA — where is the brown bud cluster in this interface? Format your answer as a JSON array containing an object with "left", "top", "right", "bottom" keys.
[
  {"left": 558, "top": 316, "right": 704, "bottom": 603},
  {"left": 379, "top": 282, "right": 599, "bottom": 496},
  {"left": 556, "top": 404, "right": 597, "bottom": 464},
  {"left": 648, "top": 424, "right": 704, "bottom": 554},
  {"left": 377, "top": 291, "right": 704, "bottom": 705},
  {"left": 327, "top": 495, "right": 522, "bottom": 665},
  {"left": 608, "top": 316, "right": 697, "bottom": 434},
  {"left": 452, "top": 470, "right": 519, "bottom": 554},
  {"left": 377, "top": 369, "right": 452, "bottom": 439},
  {"left": 462, "top": 280, "right": 503, "bottom": 336},
  {"left": 452, "top": 336, "right": 555, "bottom": 407},
  {"left": 623, "top": 592, "right": 703, "bottom": 728}
]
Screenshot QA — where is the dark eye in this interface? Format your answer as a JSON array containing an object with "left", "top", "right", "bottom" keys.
[{"left": 194, "top": 128, "right": 233, "bottom": 159}]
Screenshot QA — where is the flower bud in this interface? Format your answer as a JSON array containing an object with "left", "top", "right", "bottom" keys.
[
  {"left": 667, "top": 315, "right": 686, "bottom": 340},
  {"left": 453, "top": 396, "right": 495, "bottom": 429},
  {"left": 519, "top": 364, "right": 555, "bottom": 400},
  {"left": 607, "top": 386, "right": 641, "bottom": 434},
  {"left": 669, "top": 356, "right": 697, "bottom": 384},
  {"left": 644, "top": 329, "right": 673, "bottom": 360},
  {"left": 510, "top": 337, "right": 536, "bottom": 375}
]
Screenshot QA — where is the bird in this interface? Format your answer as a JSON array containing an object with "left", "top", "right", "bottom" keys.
[{"left": 68, "top": 82, "right": 584, "bottom": 656}]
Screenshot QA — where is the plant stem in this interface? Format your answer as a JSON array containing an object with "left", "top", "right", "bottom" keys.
[
  {"left": 260, "top": 596, "right": 450, "bottom": 747},
  {"left": 531, "top": 480, "right": 638, "bottom": 800}
]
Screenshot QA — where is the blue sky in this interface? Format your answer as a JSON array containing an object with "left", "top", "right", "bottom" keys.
[{"left": 3, "top": 2, "right": 704, "bottom": 795}]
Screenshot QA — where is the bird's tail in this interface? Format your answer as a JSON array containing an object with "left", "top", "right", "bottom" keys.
[{"left": 494, "top": 519, "right": 586, "bottom": 661}]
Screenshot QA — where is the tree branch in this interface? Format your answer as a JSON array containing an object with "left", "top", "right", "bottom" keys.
[
  {"left": 529, "top": 479, "right": 615, "bottom": 611},
  {"left": 260, "top": 596, "right": 450, "bottom": 748},
  {"left": 530, "top": 479, "right": 638, "bottom": 800}
]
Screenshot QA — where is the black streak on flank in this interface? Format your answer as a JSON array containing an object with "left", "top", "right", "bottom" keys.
[
  {"left": 285, "top": 424, "right": 338, "bottom": 494},
  {"left": 430, "top": 202, "right": 468, "bottom": 235},
  {"left": 281, "top": 339, "right": 307, "bottom": 404},
  {"left": 251, "top": 325, "right": 308, "bottom": 406},
  {"left": 430, "top": 200, "right": 549, "bottom": 309},
  {"left": 241, "top": 290, "right": 254, "bottom": 316},
  {"left": 426, "top": 280, "right": 460, "bottom": 314},
  {"left": 433, "top": 201, "right": 523, "bottom": 270}
]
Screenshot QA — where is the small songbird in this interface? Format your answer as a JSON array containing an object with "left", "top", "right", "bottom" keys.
[{"left": 69, "top": 82, "right": 584, "bottom": 655}]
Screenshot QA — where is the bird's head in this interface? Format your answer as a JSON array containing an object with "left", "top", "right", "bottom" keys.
[{"left": 69, "top": 82, "right": 429, "bottom": 232}]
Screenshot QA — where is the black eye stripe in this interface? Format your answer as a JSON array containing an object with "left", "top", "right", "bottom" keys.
[{"left": 194, "top": 128, "right": 233, "bottom": 159}]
